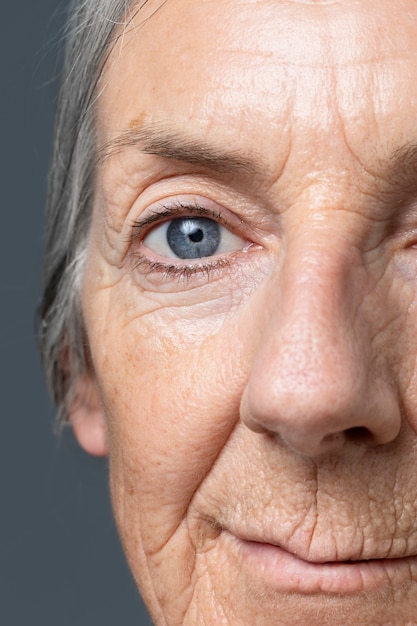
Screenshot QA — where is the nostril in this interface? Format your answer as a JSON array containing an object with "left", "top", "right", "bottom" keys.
[{"left": 345, "top": 426, "right": 371, "bottom": 443}]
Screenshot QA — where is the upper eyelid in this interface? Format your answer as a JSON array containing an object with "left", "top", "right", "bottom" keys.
[{"left": 129, "top": 201, "right": 232, "bottom": 243}]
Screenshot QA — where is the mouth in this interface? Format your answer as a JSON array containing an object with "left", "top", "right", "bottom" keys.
[{"left": 223, "top": 531, "right": 417, "bottom": 595}]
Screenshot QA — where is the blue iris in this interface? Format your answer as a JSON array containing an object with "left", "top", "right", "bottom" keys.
[{"left": 167, "top": 217, "right": 221, "bottom": 259}]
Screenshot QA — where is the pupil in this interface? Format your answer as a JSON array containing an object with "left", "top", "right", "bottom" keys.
[{"left": 189, "top": 229, "right": 204, "bottom": 243}]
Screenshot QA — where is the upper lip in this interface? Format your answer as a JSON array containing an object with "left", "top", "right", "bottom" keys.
[{"left": 225, "top": 527, "right": 412, "bottom": 563}]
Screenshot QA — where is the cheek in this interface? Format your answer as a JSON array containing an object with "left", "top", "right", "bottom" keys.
[
  {"left": 395, "top": 295, "right": 417, "bottom": 433},
  {"left": 92, "top": 303, "right": 251, "bottom": 552},
  {"left": 81, "top": 228, "right": 266, "bottom": 561},
  {"left": 375, "top": 257, "right": 417, "bottom": 429}
]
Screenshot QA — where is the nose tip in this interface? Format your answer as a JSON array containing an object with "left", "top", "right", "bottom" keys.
[
  {"left": 240, "top": 273, "right": 402, "bottom": 458},
  {"left": 242, "top": 384, "right": 400, "bottom": 458},
  {"left": 242, "top": 400, "right": 354, "bottom": 456},
  {"left": 241, "top": 337, "right": 401, "bottom": 457}
]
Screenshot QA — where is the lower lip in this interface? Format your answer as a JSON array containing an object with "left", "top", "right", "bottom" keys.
[{"left": 227, "top": 534, "right": 416, "bottom": 595}]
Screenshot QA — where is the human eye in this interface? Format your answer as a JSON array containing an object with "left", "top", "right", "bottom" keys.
[
  {"left": 144, "top": 215, "right": 245, "bottom": 259},
  {"left": 129, "top": 198, "right": 253, "bottom": 283}
]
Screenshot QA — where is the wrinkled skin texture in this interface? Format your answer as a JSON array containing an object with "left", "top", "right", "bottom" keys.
[{"left": 74, "top": 0, "right": 417, "bottom": 623}]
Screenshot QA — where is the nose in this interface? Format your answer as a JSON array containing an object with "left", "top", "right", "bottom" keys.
[{"left": 241, "top": 232, "right": 401, "bottom": 457}]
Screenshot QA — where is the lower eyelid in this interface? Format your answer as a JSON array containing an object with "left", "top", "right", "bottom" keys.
[{"left": 130, "top": 249, "right": 237, "bottom": 293}]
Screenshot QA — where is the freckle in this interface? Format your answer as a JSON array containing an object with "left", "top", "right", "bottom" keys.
[{"left": 128, "top": 113, "right": 147, "bottom": 130}]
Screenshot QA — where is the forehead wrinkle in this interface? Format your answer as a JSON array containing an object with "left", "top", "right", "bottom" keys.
[{"left": 97, "top": 0, "right": 417, "bottom": 217}]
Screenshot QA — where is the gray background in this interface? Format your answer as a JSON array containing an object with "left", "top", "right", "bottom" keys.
[{"left": 1, "top": 1, "right": 151, "bottom": 623}]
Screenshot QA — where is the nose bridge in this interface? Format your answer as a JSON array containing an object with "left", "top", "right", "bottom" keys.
[
  {"left": 263, "top": 229, "right": 363, "bottom": 405},
  {"left": 241, "top": 220, "right": 401, "bottom": 456}
]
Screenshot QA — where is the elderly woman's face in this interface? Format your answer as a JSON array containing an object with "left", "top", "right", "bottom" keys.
[{"left": 74, "top": 0, "right": 417, "bottom": 622}]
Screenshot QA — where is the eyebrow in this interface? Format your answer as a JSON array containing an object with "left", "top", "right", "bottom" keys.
[
  {"left": 97, "top": 122, "right": 260, "bottom": 176},
  {"left": 371, "top": 140, "right": 417, "bottom": 206},
  {"left": 391, "top": 141, "right": 417, "bottom": 183},
  {"left": 97, "top": 123, "right": 417, "bottom": 208}
]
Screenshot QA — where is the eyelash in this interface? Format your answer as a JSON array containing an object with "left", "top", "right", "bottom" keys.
[
  {"left": 129, "top": 200, "right": 243, "bottom": 282},
  {"left": 133, "top": 255, "right": 232, "bottom": 283}
]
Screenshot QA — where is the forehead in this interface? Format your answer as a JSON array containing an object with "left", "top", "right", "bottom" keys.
[{"left": 98, "top": 0, "right": 417, "bottom": 174}]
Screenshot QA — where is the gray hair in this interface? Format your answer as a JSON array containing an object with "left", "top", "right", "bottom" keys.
[{"left": 39, "top": 0, "right": 142, "bottom": 425}]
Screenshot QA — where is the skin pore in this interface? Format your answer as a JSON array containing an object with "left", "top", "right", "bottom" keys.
[{"left": 72, "top": 0, "right": 417, "bottom": 623}]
